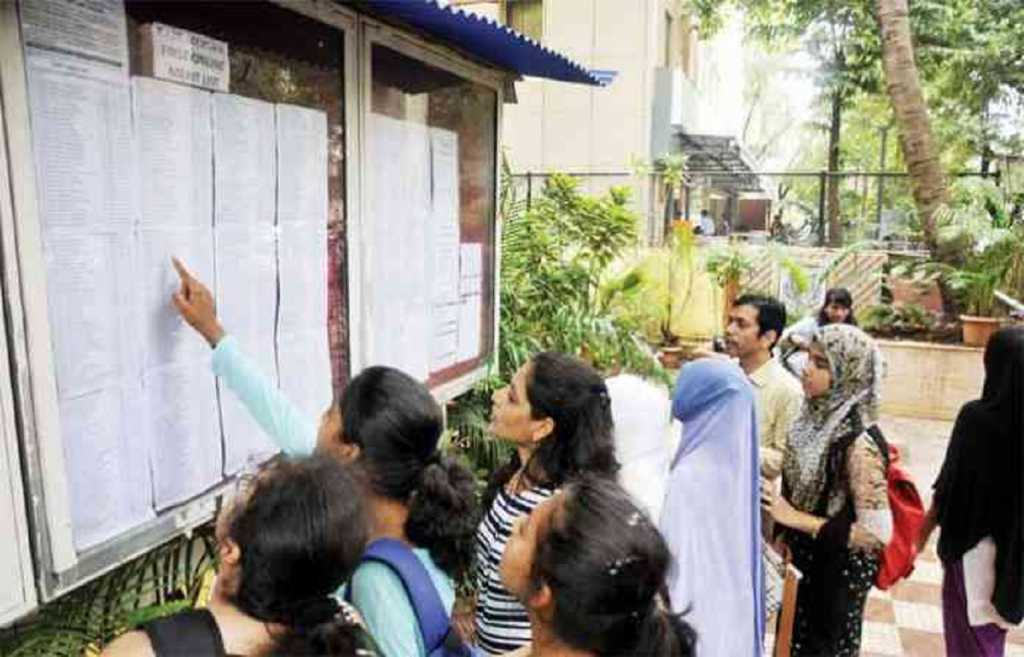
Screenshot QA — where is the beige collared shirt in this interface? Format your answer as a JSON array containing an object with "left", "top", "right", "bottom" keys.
[{"left": 749, "top": 358, "right": 803, "bottom": 479}]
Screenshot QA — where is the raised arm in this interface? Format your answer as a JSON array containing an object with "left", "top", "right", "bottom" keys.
[{"left": 171, "top": 258, "right": 317, "bottom": 456}]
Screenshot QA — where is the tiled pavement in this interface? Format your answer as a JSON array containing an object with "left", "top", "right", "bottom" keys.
[{"left": 768, "top": 416, "right": 1024, "bottom": 656}]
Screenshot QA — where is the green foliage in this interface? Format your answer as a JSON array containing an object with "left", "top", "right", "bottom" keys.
[
  {"left": 447, "top": 162, "right": 664, "bottom": 480},
  {"left": 861, "top": 303, "right": 936, "bottom": 336},
  {"left": 893, "top": 181, "right": 1024, "bottom": 316},
  {"left": 704, "top": 244, "right": 754, "bottom": 288},
  {"left": 0, "top": 528, "right": 217, "bottom": 656}
]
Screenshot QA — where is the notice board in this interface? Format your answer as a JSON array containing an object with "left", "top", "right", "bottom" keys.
[{"left": 4, "top": 0, "right": 344, "bottom": 600}]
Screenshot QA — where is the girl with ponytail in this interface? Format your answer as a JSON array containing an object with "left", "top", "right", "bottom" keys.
[
  {"left": 102, "top": 457, "right": 376, "bottom": 657},
  {"left": 498, "top": 475, "right": 696, "bottom": 657},
  {"left": 170, "top": 261, "right": 480, "bottom": 656},
  {"left": 475, "top": 352, "right": 619, "bottom": 655}
]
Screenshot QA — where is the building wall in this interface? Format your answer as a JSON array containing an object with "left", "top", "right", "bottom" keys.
[{"left": 453, "top": 1, "right": 752, "bottom": 240}]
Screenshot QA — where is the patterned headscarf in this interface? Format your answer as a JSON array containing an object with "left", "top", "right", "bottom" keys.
[{"left": 783, "top": 324, "right": 885, "bottom": 512}]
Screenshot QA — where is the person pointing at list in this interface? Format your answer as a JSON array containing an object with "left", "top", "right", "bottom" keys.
[{"left": 170, "top": 259, "right": 481, "bottom": 657}]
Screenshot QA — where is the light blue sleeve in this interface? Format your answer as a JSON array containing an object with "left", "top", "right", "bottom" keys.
[
  {"left": 350, "top": 562, "right": 426, "bottom": 657},
  {"left": 210, "top": 335, "right": 317, "bottom": 457}
]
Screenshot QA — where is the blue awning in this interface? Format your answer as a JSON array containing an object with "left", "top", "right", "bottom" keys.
[{"left": 356, "top": 0, "right": 614, "bottom": 87}]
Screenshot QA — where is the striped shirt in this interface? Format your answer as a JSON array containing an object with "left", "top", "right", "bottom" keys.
[{"left": 474, "top": 485, "right": 555, "bottom": 655}]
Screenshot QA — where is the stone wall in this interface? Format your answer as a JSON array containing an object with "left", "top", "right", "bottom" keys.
[{"left": 878, "top": 339, "right": 984, "bottom": 421}]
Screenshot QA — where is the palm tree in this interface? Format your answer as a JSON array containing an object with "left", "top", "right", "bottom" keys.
[{"left": 875, "top": 0, "right": 947, "bottom": 252}]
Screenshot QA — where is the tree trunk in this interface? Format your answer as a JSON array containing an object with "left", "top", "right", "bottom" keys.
[
  {"left": 827, "top": 90, "right": 843, "bottom": 246},
  {"left": 876, "top": 0, "right": 947, "bottom": 252}
]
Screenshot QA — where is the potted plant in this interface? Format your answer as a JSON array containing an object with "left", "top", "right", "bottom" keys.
[
  {"left": 946, "top": 268, "right": 1004, "bottom": 347},
  {"left": 704, "top": 244, "right": 753, "bottom": 331}
]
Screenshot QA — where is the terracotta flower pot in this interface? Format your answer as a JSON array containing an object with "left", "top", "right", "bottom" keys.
[{"left": 960, "top": 315, "right": 1003, "bottom": 348}]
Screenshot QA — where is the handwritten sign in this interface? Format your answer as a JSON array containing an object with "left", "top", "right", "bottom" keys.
[{"left": 139, "top": 23, "right": 229, "bottom": 93}]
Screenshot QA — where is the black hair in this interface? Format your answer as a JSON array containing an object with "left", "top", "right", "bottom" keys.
[
  {"left": 484, "top": 352, "right": 619, "bottom": 510},
  {"left": 733, "top": 293, "right": 787, "bottom": 348},
  {"left": 339, "top": 366, "right": 479, "bottom": 580},
  {"left": 529, "top": 476, "right": 696, "bottom": 657},
  {"left": 817, "top": 287, "right": 857, "bottom": 326},
  {"left": 226, "top": 457, "right": 367, "bottom": 656}
]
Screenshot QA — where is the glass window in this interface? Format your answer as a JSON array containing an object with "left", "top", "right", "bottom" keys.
[
  {"left": 369, "top": 44, "right": 497, "bottom": 387},
  {"left": 125, "top": 2, "right": 351, "bottom": 391}
]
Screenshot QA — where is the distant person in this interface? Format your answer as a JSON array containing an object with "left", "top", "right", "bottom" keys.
[
  {"left": 171, "top": 259, "right": 479, "bottom": 657},
  {"left": 475, "top": 352, "right": 620, "bottom": 655},
  {"left": 697, "top": 208, "right": 716, "bottom": 236},
  {"left": 764, "top": 324, "right": 890, "bottom": 657},
  {"left": 101, "top": 457, "right": 376, "bottom": 657},
  {"left": 500, "top": 476, "right": 696, "bottom": 657},
  {"left": 783, "top": 287, "right": 858, "bottom": 348},
  {"left": 918, "top": 326, "right": 1023, "bottom": 656},
  {"left": 605, "top": 374, "right": 672, "bottom": 519},
  {"left": 725, "top": 294, "right": 803, "bottom": 479},
  {"left": 660, "top": 358, "right": 764, "bottom": 657}
]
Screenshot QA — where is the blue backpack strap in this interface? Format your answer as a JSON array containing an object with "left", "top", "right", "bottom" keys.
[{"left": 356, "top": 538, "right": 450, "bottom": 653}]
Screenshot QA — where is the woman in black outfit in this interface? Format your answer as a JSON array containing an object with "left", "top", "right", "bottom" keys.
[
  {"left": 101, "top": 457, "right": 376, "bottom": 657},
  {"left": 919, "top": 326, "right": 1023, "bottom": 656}
]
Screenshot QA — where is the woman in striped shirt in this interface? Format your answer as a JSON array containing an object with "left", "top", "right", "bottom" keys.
[{"left": 473, "top": 352, "right": 620, "bottom": 655}]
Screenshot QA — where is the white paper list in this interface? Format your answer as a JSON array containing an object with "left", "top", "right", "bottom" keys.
[
  {"left": 145, "top": 362, "right": 222, "bottom": 510},
  {"left": 20, "top": 0, "right": 128, "bottom": 68},
  {"left": 276, "top": 103, "right": 332, "bottom": 412},
  {"left": 366, "top": 114, "right": 430, "bottom": 381},
  {"left": 24, "top": 38, "right": 151, "bottom": 552},
  {"left": 60, "top": 387, "right": 153, "bottom": 551},
  {"left": 27, "top": 49, "right": 135, "bottom": 236},
  {"left": 213, "top": 95, "right": 279, "bottom": 473}
]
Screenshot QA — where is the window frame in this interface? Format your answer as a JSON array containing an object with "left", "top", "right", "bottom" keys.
[
  {"left": 0, "top": 0, "right": 361, "bottom": 606},
  {"left": 352, "top": 16, "right": 505, "bottom": 403}
]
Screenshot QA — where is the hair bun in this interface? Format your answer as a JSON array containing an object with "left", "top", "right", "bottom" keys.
[{"left": 287, "top": 596, "right": 341, "bottom": 629}]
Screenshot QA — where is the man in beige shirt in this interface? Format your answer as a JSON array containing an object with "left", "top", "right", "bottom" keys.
[{"left": 725, "top": 294, "right": 803, "bottom": 479}]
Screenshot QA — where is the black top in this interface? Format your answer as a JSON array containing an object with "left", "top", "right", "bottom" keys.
[
  {"left": 141, "top": 609, "right": 227, "bottom": 657},
  {"left": 934, "top": 326, "right": 1024, "bottom": 624}
]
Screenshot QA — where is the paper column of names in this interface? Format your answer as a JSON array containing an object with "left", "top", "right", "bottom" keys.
[
  {"left": 213, "top": 94, "right": 279, "bottom": 474},
  {"left": 275, "top": 104, "right": 332, "bottom": 419},
  {"left": 24, "top": 28, "right": 156, "bottom": 549},
  {"left": 133, "top": 77, "right": 221, "bottom": 510}
]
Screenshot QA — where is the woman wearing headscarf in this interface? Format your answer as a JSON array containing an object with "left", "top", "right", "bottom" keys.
[
  {"left": 918, "top": 326, "right": 1023, "bottom": 656},
  {"left": 763, "top": 324, "right": 891, "bottom": 657},
  {"left": 660, "top": 359, "right": 765, "bottom": 657},
  {"left": 605, "top": 374, "right": 673, "bottom": 520}
]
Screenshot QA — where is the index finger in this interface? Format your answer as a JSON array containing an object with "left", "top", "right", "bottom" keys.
[{"left": 171, "top": 257, "right": 195, "bottom": 284}]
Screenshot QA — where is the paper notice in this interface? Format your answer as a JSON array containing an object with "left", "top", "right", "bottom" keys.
[
  {"left": 43, "top": 231, "right": 138, "bottom": 398},
  {"left": 276, "top": 104, "right": 328, "bottom": 228},
  {"left": 134, "top": 77, "right": 213, "bottom": 231},
  {"left": 213, "top": 94, "right": 276, "bottom": 227},
  {"left": 429, "top": 128, "right": 460, "bottom": 305},
  {"left": 26, "top": 49, "right": 135, "bottom": 235},
  {"left": 215, "top": 225, "right": 279, "bottom": 474},
  {"left": 430, "top": 304, "right": 459, "bottom": 372},
  {"left": 459, "top": 243, "right": 483, "bottom": 297},
  {"left": 457, "top": 294, "right": 482, "bottom": 362},
  {"left": 211, "top": 95, "right": 279, "bottom": 472},
  {"left": 137, "top": 228, "right": 215, "bottom": 369},
  {"left": 278, "top": 329, "right": 333, "bottom": 425},
  {"left": 274, "top": 103, "right": 332, "bottom": 410},
  {"left": 366, "top": 114, "right": 431, "bottom": 381},
  {"left": 20, "top": 0, "right": 128, "bottom": 68},
  {"left": 61, "top": 387, "right": 153, "bottom": 551},
  {"left": 145, "top": 361, "right": 222, "bottom": 510}
]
